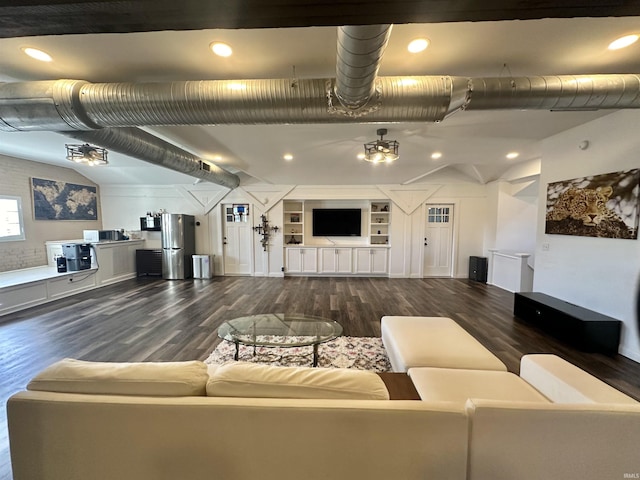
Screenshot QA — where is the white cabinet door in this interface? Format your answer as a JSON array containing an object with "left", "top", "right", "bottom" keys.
[
  {"left": 300, "top": 248, "right": 318, "bottom": 273},
  {"left": 355, "top": 248, "right": 388, "bottom": 274},
  {"left": 370, "top": 248, "right": 388, "bottom": 274},
  {"left": 286, "top": 248, "right": 303, "bottom": 273},
  {"left": 318, "top": 248, "right": 337, "bottom": 273},
  {"left": 286, "top": 248, "right": 317, "bottom": 273},
  {"left": 319, "top": 248, "right": 352, "bottom": 273}
]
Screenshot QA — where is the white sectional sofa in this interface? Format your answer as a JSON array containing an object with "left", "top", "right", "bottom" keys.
[{"left": 7, "top": 317, "right": 640, "bottom": 480}]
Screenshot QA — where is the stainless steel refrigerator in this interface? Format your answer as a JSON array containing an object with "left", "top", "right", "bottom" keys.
[{"left": 161, "top": 213, "right": 196, "bottom": 279}]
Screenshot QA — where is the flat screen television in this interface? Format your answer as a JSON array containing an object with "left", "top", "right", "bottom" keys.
[{"left": 312, "top": 208, "right": 361, "bottom": 237}]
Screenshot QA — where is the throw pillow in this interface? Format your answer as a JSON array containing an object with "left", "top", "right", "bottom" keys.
[
  {"left": 206, "top": 362, "right": 390, "bottom": 400},
  {"left": 27, "top": 358, "right": 209, "bottom": 396}
]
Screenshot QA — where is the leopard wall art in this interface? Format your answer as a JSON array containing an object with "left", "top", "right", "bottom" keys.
[
  {"left": 546, "top": 186, "right": 621, "bottom": 226},
  {"left": 545, "top": 185, "right": 636, "bottom": 239}
]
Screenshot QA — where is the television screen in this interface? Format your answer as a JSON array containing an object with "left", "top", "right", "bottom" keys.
[{"left": 312, "top": 209, "right": 361, "bottom": 237}]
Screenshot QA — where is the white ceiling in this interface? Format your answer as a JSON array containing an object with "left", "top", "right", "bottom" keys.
[{"left": 0, "top": 16, "right": 638, "bottom": 186}]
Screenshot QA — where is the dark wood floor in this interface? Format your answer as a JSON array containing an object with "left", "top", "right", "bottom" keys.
[{"left": 1, "top": 276, "right": 639, "bottom": 479}]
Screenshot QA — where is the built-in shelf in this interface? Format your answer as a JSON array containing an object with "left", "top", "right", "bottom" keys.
[
  {"left": 140, "top": 216, "right": 161, "bottom": 231},
  {"left": 284, "top": 201, "right": 304, "bottom": 245},
  {"left": 370, "top": 201, "right": 390, "bottom": 245}
]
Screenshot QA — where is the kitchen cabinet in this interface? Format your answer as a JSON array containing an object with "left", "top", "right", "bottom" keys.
[{"left": 93, "top": 240, "right": 144, "bottom": 286}]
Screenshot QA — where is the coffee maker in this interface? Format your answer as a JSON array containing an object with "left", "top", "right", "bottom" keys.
[{"left": 62, "top": 243, "right": 92, "bottom": 271}]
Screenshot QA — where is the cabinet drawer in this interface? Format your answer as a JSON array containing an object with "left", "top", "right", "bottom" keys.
[
  {"left": 0, "top": 281, "right": 48, "bottom": 316},
  {"left": 48, "top": 272, "right": 97, "bottom": 299}
]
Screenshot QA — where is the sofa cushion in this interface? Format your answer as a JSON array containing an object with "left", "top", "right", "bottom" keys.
[
  {"left": 520, "top": 354, "right": 639, "bottom": 404},
  {"left": 408, "top": 367, "right": 550, "bottom": 404},
  {"left": 27, "top": 358, "right": 209, "bottom": 396},
  {"left": 206, "top": 362, "right": 390, "bottom": 400},
  {"left": 381, "top": 316, "right": 507, "bottom": 372}
]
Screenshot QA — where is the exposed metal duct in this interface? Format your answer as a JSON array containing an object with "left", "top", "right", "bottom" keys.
[
  {"left": 62, "top": 127, "right": 240, "bottom": 189},
  {"left": 3, "top": 74, "right": 640, "bottom": 134},
  {"left": 1, "top": 73, "right": 640, "bottom": 190},
  {"left": 0, "top": 77, "right": 467, "bottom": 131},
  {"left": 334, "top": 24, "right": 392, "bottom": 111},
  {"left": 467, "top": 75, "right": 640, "bottom": 110}
]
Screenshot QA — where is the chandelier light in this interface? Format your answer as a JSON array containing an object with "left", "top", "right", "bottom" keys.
[
  {"left": 363, "top": 128, "right": 399, "bottom": 163},
  {"left": 65, "top": 144, "right": 108, "bottom": 166}
]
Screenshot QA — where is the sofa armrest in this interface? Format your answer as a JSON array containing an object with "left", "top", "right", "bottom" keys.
[
  {"left": 465, "top": 399, "right": 640, "bottom": 480},
  {"left": 520, "top": 354, "right": 638, "bottom": 404}
]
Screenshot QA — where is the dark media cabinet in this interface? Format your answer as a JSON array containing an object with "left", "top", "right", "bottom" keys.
[{"left": 513, "top": 292, "right": 621, "bottom": 355}]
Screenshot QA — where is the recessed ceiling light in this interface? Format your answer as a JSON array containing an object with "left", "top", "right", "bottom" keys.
[
  {"left": 608, "top": 34, "right": 639, "bottom": 50},
  {"left": 22, "top": 47, "right": 52, "bottom": 62},
  {"left": 283, "top": 154, "right": 293, "bottom": 161},
  {"left": 210, "top": 42, "right": 233, "bottom": 57},
  {"left": 506, "top": 152, "right": 520, "bottom": 159},
  {"left": 407, "top": 38, "right": 429, "bottom": 54},
  {"left": 431, "top": 152, "right": 442, "bottom": 160}
]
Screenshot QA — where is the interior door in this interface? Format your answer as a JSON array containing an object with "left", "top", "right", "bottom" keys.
[
  {"left": 423, "top": 204, "right": 454, "bottom": 277},
  {"left": 223, "top": 204, "right": 252, "bottom": 275}
]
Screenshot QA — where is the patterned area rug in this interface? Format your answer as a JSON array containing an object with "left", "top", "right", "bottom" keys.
[{"left": 205, "top": 336, "right": 391, "bottom": 372}]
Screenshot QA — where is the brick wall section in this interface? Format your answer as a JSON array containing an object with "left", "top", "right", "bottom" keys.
[{"left": 0, "top": 154, "right": 102, "bottom": 273}]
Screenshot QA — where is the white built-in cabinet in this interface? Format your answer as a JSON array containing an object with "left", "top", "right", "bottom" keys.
[
  {"left": 318, "top": 248, "right": 353, "bottom": 274},
  {"left": 354, "top": 248, "right": 389, "bottom": 274},
  {"left": 93, "top": 241, "right": 141, "bottom": 286},
  {"left": 285, "top": 246, "right": 389, "bottom": 275},
  {"left": 285, "top": 248, "right": 318, "bottom": 273},
  {"left": 0, "top": 240, "right": 144, "bottom": 316},
  {"left": 282, "top": 199, "right": 391, "bottom": 276}
]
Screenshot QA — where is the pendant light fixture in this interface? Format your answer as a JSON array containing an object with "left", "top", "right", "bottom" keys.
[
  {"left": 65, "top": 144, "right": 108, "bottom": 166},
  {"left": 363, "top": 128, "right": 399, "bottom": 163}
]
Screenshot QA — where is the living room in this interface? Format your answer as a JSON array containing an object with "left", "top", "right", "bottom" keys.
[
  {"left": 2, "top": 107, "right": 639, "bottom": 363},
  {"left": 1, "top": 3, "right": 640, "bottom": 479}
]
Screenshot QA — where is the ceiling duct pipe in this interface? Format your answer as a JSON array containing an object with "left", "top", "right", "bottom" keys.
[
  {"left": 0, "top": 77, "right": 467, "bottom": 131},
  {"left": 333, "top": 24, "right": 392, "bottom": 111},
  {"left": 1, "top": 74, "right": 639, "bottom": 132},
  {"left": 466, "top": 75, "right": 640, "bottom": 110},
  {"left": 62, "top": 127, "right": 240, "bottom": 189}
]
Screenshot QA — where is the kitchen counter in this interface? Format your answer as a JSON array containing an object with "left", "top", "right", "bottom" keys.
[{"left": 1, "top": 239, "right": 145, "bottom": 317}]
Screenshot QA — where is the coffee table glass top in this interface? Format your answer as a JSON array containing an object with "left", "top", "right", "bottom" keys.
[{"left": 218, "top": 313, "right": 343, "bottom": 347}]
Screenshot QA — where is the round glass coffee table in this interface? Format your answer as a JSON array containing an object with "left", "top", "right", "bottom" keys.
[{"left": 217, "top": 313, "right": 343, "bottom": 367}]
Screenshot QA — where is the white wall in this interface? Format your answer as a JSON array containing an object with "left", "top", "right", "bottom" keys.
[
  {"left": 494, "top": 182, "right": 538, "bottom": 255},
  {"left": 533, "top": 110, "right": 640, "bottom": 362},
  {"left": 99, "top": 181, "right": 492, "bottom": 279}
]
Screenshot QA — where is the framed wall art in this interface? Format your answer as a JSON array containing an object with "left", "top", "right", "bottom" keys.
[
  {"left": 31, "top": 177, "right": 98, "bottom": 221},
  {"left": 545, "top": 168, "right": 640, "bottom": 239}
]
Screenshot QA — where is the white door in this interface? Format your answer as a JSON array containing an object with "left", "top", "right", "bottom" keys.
[
  {"left": 223, "top": 204, "right": 252, "bottom": 275},
  {"left": 423, "top": 204, "right": 454, "bottom": 277}
]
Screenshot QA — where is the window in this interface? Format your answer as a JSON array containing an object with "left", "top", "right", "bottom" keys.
[
  {"left": 427, "top": 207, "right": 450, "bottom": 223},
  {"left": 0, "top": 195, "right": 26, "bottom": 242}
]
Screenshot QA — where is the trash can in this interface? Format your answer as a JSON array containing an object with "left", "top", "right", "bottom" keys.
[{"left": 192, "top": 255, "right": 214, "bottom": 279}]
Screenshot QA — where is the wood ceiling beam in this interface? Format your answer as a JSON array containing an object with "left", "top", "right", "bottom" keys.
[{"left": 1, "top": 0, "right": 639, "bottom": 38}]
